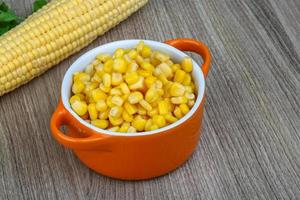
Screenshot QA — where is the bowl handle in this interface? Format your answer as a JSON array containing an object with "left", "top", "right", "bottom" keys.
[
  {"left": 165, "top": 38, "right": 211, "bottom": 78},
  {"left": 50, "top": 100, "right": 112, "bottom": 151}
]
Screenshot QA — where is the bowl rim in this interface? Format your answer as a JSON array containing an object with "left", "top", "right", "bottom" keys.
[{"left": 61, "top": 39, "right": 205, "bottom": 136}]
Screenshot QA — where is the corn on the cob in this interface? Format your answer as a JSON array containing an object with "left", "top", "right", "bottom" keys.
[{"left": 0, "top": 0, "right": 148, "bottom": 96}]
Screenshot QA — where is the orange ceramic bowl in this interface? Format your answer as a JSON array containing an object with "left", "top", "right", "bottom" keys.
[{"left": 50, "top": 38, "right": 211, "bottom": 180}]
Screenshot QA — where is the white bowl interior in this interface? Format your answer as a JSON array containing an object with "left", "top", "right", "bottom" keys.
[{"left": 62, "top": 40, "right": 205, "bottom": 136}]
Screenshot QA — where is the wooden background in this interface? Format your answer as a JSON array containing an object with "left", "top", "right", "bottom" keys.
[{"left": 0, "top": 0, "right": 299, "bottom": 199}]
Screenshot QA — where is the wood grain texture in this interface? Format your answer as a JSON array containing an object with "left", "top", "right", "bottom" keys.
[{"left": 0, "top": 0, "right": 299, "bottom": 199}]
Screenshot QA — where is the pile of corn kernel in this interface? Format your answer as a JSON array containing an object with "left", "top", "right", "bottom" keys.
[{"left": 69, "top": 41, "right": 196, "bottom": 133}]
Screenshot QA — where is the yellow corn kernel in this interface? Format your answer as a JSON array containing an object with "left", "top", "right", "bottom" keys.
[
  {"left": 71, "top": 100, "right": 88, "bottom": 116},
  {"left": 109, "top": 106, "right": 123, "bottom": 118},
  {"left": 127, "top": 62, "right": 138, "bottom": 72},
  {"left": 109, "top": 116, "right": 124, "bottom": 126},
  {"left": 141, "top": 45, "right": 152, "bottom": 58},
  {"left": 91, "top": 119, "right": 109, "bottom": 129},
  {"left": 153, "top": 115, "right": 166, "bottom": 128},
  {"left": 74, "top": 72, "right": 90, "bottom": 82},
  {"left": 92, "top": 89, "right": 107, "bottom": 102},
  {"left": 145, "top": 76, "right": 156, "bottom": 88},
  {"left": 188, "top": 100, "right": 195, "bottom": 108},
  {"left": 136, "top": 41, "right": 145, "bottom": 52},
  {"left": 128, "top": 50, "right": 138, "bottom": 59},
  {"left": 174, "top": 107, "right": 183, "bottom": 118},
  {"left": 145, "top": 119, "right": 153, "bottom": 131},
  {"left": 157, "top": 88, "right": 164, "bottom": 96},
  {"left": 84, "top": 82, "right": 98, "bottom": 96},
  {"left": 137, "top": 104, "right": 147, "bottom": 115},
  {"left": 70, "top": 95, "right": 81, "bottom": 104},
  {"left": 185, "top": 92, "right": 195, "bottom": 100},
  {"left": 110, "top": 88, "right": 122, "bottom": 96},
  {"left": 119, "top": 122, "right": 130, "bottom": 132},
  {"left": 171, "top": 96, "right": 188, "bottom": 104},
  {"left": 145, "top": 88, "right": 159, "bottom": 103},
  {"left": 157, "top": 63, "right": 172, "bottom": 78},
  {"left": 181, "top": 57, "right": 193, "bottom": 72},
  {"left": 154, "top": 51, "right": 170, "bottom": 62},
  {"left": 102, "top": 73, "right": 111, "bottom": 88},
  {"left": 98, "top": 110, "right": 109, "bottom": 120},
  {"left": 122, "top": 94, "right": 129, "bottom": 101},
  {"left": 99, "top": 83, "right": 111, "bottom": 93},
  {"left": 164, "top": 113, "right": 178, "bottom": 123},
  {"left": 147, "top": 108, "right": 158, "bottom": 117},
  {"left": 179, "top": 104, "right": 190, "bottom": 115},
  {"left": 94, "top": 64, "right": 104, "bottom": 73},
  {"left": 114, "top": 48, "right": 125, "bottom": 58},
  {"left": 171, "top": 64, "right": 180, "bottom": 72},
  {"left": 96, "top": 99, "right": 108, "bottom": 112},
  {"left": 158, "top": 100, "right": 169, "bottom": 115},
  {"left": 127, "top": 126, "right": 137, "bottom": 133},
  {"left": 182, "top": 74, "right": 192, "bottom": 86},
  {"left": 185, "top": 86, "right": 193, "bottom": 93},
  {"left": 129, "top": 76, "right": 144, "bottom": 90},
  {"left": 88, "top": 103, "right": 98, "bottom": 120},
  {"left": 137, "top": 69, "right": 152, "bottom": 77},
  {"left": 103, "top": 59, "right": 114, "bottom": 73},
  {"left": 106, "top": 96, "right": 114, "bottom": 107},
  {"left": 154, "top": 80, "right": 163, "bottom": 89},
  {"left": 97, "top": 54, "right": 111, "bottom": 63},
  {"left": 135, "top": 54, "right": 144, "bottom": 65},
  {"left": 120, "top": 82, "right": 130, "bottom": 94},
  {"left": 132, "top": 116, "right": 147, "bottom": 131},
  {"left": 108, "top": 126, "right": 119, "bottom": 132},
  {"left": 111, "top": 96, "right": 124, "bottom": 106},
  {"left": 150, "top": 124, "right": 159, "bottom": 131},
  {"left": 122, "top": 110, "right": 134, "bottom": 122},
  {"left": 174, "top": 69, "right": 186, "bottom": 83},
  {"left": 84, "top": 64, "right": 94, "bottom": 75},
  {"left": 111, "top": 73, "right": 123, "bottom": 86},
  {"left": 139, "top": 100, "right": 152, "bottom": 111},
  {"left": 113, "top": 58, "right": 127, "bottom": 73},
  {"left": 140, "top": 62, "right": 154, "bottom": 71},
  {"left": 128, "top": 91, "right": 143, "bottom": 104},
  {"left": 170, "top": 82, "right": 185, "bottom": 97},
  {"left": 125, "top": 72, "right": 139, "bottom": 85},
  {"left": 165, "top": 60, "right": 174, "bottom": 67},
  {"left": 124, "top": 54, "right": 132, "bottom": 63},
  {"left": 124, "top": 102, "right": 137, "bottom": 115},
  {"left": 72, "top": 80, "right": 85, "bottom": 94}
]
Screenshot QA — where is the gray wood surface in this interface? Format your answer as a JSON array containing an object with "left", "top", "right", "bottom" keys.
[{"left": 0, "top": 0, "right": 299, "bottom": 199}]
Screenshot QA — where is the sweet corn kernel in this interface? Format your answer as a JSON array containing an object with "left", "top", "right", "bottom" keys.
[
  {"left": 135, "top": 55, "right": 144, "bottom": 65},
  {"left": 85, "top": 64, "right": 94, "bottom": 75},
  {"left": 128, "top": 91, "right": 143, "bottom": 104},
  {"left": 129, "top": 76, "right": 144, "bottom": 90},
  {"left": 70, "top": 95, "right": 81, "bottom": 104},
  {"left": 171, "top": 64, "right": 180, "bottom": 72},
  {"left": 91, "top": 119, "right": 109, "bottom": 129},
  {"left": 153, "top": 115, "right": 166, "bottom": 128},
  {"left": 145, "top": 76, "right": 156, "bottom": 88},
  {"left": 96, "top": 99, "right": 107, "bottom": 112},
  {"left": 124, "top": 102, "right": 137, "bottom": 115},
  {"left": 113, "top": 58, "right": 127, "bottom": 73},
  {"left": 157, "top": 63, "right": 172, "bottom": 78},
  {"left": 174, "top": 107, "right": 183, "bottom": 118},
  {"left": 114, "top": 48, "right": 125, "bottom": 58},
  {"left": 147, "top": 108, "right": 158, "bottom": 117},
  {"left": 154, "top": 52, "right": 169, "bottom": 62},
  {"left": 92, "top": 89, "right": 107, "bottom": 102},
  {"left": 145, "top": 119, "right": 153, "bottom": 131},
  {"left": 145, "top": 88, "right": 159, "bottom": 103},
  {"left": 158, "top": 100, "right": 169, "bottom": 115},
  {"left": 140, "top": 62, "right": 154, "bottom": 71},
  {"left": 157, "top": 74, "right": 168, "bottom": 85},
  {"left": 136, "top": 41, "right": 145, "bottom": 52},
  {"left": 182, "top": 74, "right": 192, "bottom": 86},
  {"left": 188, "top": 100, "right": 195, "bottom": 108},
  {"left": 127, "top": 126, "right": 137, "bottom": 133},
  {"left": 99, "top": 83, "right": 111, "bottom": 93},
  {"left": 111, "top": 95, "right": 124, "bottom": 106},
  {"left": 108, "top": 126, "right": 119, "bottom": 132},
  {"left": 150, "top": 124, "right": 159, "bottom": 131},
  {"left": 122, "top": 110, "right": 134, "bottom": 122},
  {"left": 110, "top": 88, "right": 122, "bottom": 96},
  {"left": 179, "top": 104, "right": 190, "bottom": 115},
  {"left": 71, "top": 100, "right": 87, "bottom": 116},
  {"left": 185, "top": 92, "right": 195, "bottom": 100},
  {"left": 72, "top": 80, "right": 85, "bottom": 94},
  {"left": 109, "top": 106, "right": 123, "bottom": 118},
  {"left": 109, "top": 116, "right": 124, "bottom": 126},
  {"left": 154, "top": 80, "right": 163, "bottom": 89},
  {"left": 74, "top": 72, "right": 90, "bottom": 82},
  {"left": 111, "top": 73, "right": 123, "bottom": 86},
  {"left": 137, "top": 69, "right": 152, "bottom": 77},
  {"left": 127, "top": 62, "right": 138, "bottom": 72},
  {"left": 181, "top": 57, "right": 193, "bottom": 72},
  {"left": 102, "top": 73, "right": 111, "bottom": 88},
  {"left": 164, "top": 113, "right": 178, "bottom": 123},
  {"left": 97, "top": 54, "right": 111, "bottom": 63},
  {"left": 137, "top": 104, "right": 147, "bottom": 115},
  {"left": 132, "top": 116, "right": 147, "bottom": 131},
  {"left": 171, "top": 96, "right": 188, "bottom": 104},
  {"left": 122, "top": 94, "right": 129, "bottom": 100},
  {"left": 141, "top": 45, "right": 152, "bottom": 58},
  {"left": 174, "top": 69, "right": 186, "bottom": 83},
  {"left": 119, "top": 122, "right": 130, "bottom": 132},
  {"left": 120, "top": 82, "right": 130, "bottom": 94},
  {"left": 88, "top": 103, "right": 98, "bottom": 120},
  {"left": 139, "top": 100, "right": 152, "bottom": 111},
  {"left": 84, "top": 82, "right": 98, "bottom": 96},
  {"left": 185, "top": 86, "right": 193, "bottom": 93},
  {"left": 99, "top": 110, "right": 109, "bottom": 120},
  {"left": 106, "top": 96, "right": 114, "bottom": 107},
  {"left": 128, "top": 50, "right": 138, "bottom": 59},
  {"left": 170, "top": 82, "right": 185, "bottom": 97},
  {"left": 103, "top": 59, "right": 114, "bottom": 73},
  {"left": 125, "top": 72, "right": 139, "bottom": 85}
]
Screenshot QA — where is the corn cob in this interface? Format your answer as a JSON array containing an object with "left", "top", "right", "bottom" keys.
[{"left": 0, "top": 0, "right": 148, "bottom": 96}]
